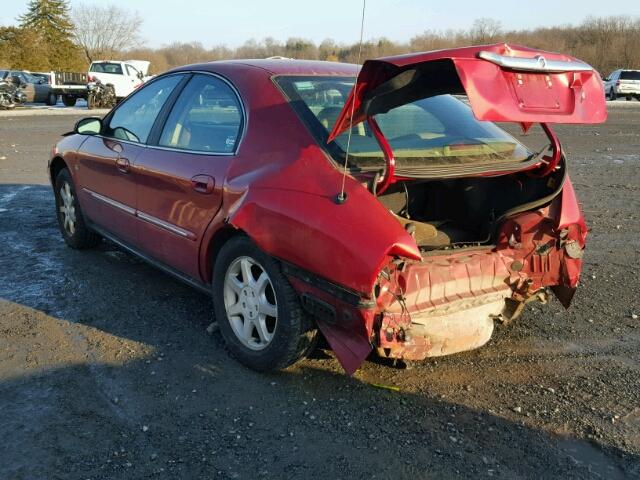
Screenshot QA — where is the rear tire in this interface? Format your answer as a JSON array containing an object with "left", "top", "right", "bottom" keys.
[
  {"left": 212, "top": 236, "right": 317, "bottom": 371},
  {"left": 87, "top": 92, "right": 96, "bottom": 110},
  {"left": 62, "top": 95, "right": 77, "bottom": 107},
  {"left": 54, "top": 168, "right": 100, "bottom": 249},
  {"left": 626, "top": 95, "right": 633, "bottom": 101},
  {"left": 46, "top": 92, "right": 58, "bottom": 106}
]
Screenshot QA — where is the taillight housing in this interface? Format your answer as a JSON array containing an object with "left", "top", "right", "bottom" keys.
[{"left": 616, "top": 80, "right": 621, "bottom": 86}]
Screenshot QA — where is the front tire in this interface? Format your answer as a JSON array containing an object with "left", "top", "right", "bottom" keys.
[
  {"left": 54, "top": 168, "right": 100, "bottom": 249},
  {"left": 46, "top": 92, "right": 58, "bottom": 106},
  {"left": 212, "top": 236, "right": 317, "bottom": 371}
]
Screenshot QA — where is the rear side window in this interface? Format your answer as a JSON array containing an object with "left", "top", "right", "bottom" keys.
[
  {"left": 620, "top": 71, "right": 640, "bottom": 80},
  {"left": 107, "top": 75, "right": 182, "bottom": 143},
  {"left": 90, "top": 62, "right": 123, "bottom": 75},
  {"left": 159, "top": 74, "right": 242, "bottom": 153}
]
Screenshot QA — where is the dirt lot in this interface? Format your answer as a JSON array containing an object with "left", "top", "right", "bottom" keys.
[{"left": 0, "top": 104, "right": 639, "bottom": 479}]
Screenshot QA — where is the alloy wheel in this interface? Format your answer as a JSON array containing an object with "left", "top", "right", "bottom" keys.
[
  {"left": 59, "top": 181, "right": 77, "bottom": 236},
  {"left": 223, "top": 256, "right": 278, "bottom": 350}
]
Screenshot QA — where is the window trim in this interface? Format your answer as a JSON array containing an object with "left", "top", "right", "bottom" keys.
[{"left": 147, "top": 71, "right": 247, "bottom": 157}]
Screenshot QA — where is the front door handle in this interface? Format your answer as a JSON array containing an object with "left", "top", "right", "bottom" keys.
[
  {"left": 191, "top": 174, "right": 215, "bottom": 194},
  {"left": 115, "top": 157, "right": 130, "bottom": 173}
]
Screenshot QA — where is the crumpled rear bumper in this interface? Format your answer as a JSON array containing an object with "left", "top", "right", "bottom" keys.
[
  {"left": 286, "top": 189, "right": 586, "bottom": 374},
  {"left": 372, "top": 199, "right": 584, "bottom": 362}
]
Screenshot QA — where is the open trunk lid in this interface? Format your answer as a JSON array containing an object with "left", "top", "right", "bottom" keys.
[{"left": 328, "top": 43, "right": 607, "bottom": 141}]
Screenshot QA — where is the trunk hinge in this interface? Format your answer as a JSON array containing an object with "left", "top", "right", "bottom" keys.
[
  {"left": 367, "top": 115, "right": 395, "bottom": 195},
  {"left": 534, "top": 123, "right": 562, "bottom": 177}
]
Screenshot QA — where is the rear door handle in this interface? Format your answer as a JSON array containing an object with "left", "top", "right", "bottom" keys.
[
  {"left": 115, "top": 157, "right": 130, "bottom": 173},
  {"left": 191, "top": 175, "right": 215, "bottom": 194}
]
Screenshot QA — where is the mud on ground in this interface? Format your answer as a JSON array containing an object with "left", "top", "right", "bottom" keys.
[{"left": 0, "top": 105, "right": 639, "bottom": 479}]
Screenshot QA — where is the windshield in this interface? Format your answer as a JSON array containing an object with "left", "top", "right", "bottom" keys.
[
  {"left": 620, "top": 71, "right": 640, "bottom": 80},
  {"left": 276, "top": 76, "right": 531, "bottom": 170},
  {"left": 90, "top": 62, "right": 123, "bottom": 75}
]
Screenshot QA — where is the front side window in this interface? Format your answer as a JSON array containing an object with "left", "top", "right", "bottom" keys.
[
  {"left": 159, "top": 74, "right": 242, "bottom": 153},
  {"left": 126, "top": 65, "right": 139, "bottom": 78},
  {"left": 107, "top": 75, "right": 182, "bottom": 143},
  {"left": 276, "top": 76, "right": 531, "bottom": 170}
]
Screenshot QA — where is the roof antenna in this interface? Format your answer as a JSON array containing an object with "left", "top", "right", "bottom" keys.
[{"left": 335, "top": 0, "right": 367, "bottom": 205}]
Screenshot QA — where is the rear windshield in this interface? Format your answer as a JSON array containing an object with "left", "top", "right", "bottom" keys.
[
  {"left": 276, "top": 76, "right": 531, "bottom": 171},
  {"left": 90, "top": 62, "right": 123, "bottom": 75},
  {"left": 620, "top": 71, "right": 640, "bottom": 80}
]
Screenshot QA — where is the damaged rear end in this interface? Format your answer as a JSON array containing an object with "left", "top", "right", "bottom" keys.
[{"left": 279, "top": 44, "right": 606, "bottom": 373}]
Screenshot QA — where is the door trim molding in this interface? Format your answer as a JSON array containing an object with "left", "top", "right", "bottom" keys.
[
  {"left": 83, "top": 187, "right": 196, "bottom": 240},
  {"left": 137, "top": 211, "right": 196, "bottom": 240},
  {"left": 83, "top": 188, "right": 135, "bottom": 215}
]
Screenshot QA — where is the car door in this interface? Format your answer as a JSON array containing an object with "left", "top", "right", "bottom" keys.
[
  {"left": 28, "top": 73, "right": 48, "bottom": 102},
  {"left": 13, "top": 72, "right": 35, "bottom": 102},
  {"left": 75, "top": 74, "right": 186, "bottom": 246},
  {"left": 133, "top": 73, "right": 244, "bottom": 279},
  {"left": 125, "top": 64, "right": 144, "bottom": 90},
  {"left": 611, "top": 70, "right": 620, "bottom": 94}
]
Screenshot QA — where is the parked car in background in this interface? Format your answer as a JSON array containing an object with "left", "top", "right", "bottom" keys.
[
  {"left": 48, "top": 44, "right": 606, "bottom": 375},
  {"left": 603, "top": 69, "right": 640, "bottom": 100},
  {"left": 0, "top": 70, "right": 57, "bottom": 105},
  {"left": 88, "top": 60, "right": 151, "bottom": 101}
]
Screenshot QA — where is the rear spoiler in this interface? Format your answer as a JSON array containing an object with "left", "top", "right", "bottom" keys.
[{"left": 328, "top": 43, "right": 607, "bottom": 142}]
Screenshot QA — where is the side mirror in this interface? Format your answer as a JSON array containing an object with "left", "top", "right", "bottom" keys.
[{"left": 75, "top": 117, "right": 102, "bottom": 135}]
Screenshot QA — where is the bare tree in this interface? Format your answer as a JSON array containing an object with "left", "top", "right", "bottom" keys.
[
  {"left": 72, "top": 3, "right": 142, "bottom": 63},
  {"left": 470, "top": 18, "right": 503, "bottom": 44}
]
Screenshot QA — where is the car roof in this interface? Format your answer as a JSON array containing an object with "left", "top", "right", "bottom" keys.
[{"left": 174, "top": 59, "right": 359, "bottom": 76}]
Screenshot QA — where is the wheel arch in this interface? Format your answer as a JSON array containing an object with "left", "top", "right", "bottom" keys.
[
  {"left": 49, "top": 156, "right": 68, "bottom": 186},
  {"left": 201, "top": 225, "right": 246, "bottom": 283}
]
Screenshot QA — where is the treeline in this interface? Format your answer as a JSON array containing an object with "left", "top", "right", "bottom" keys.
[
  {"left": 128, "top": 16, "right": 640, "bottom": 76},
  {"left": 1, "top": 2, "right": 639, "bottom": 77}
]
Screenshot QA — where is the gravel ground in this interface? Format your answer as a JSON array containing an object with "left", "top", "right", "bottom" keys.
[{"left": 0, "top": 104, "right": 639, "bottom": 479}]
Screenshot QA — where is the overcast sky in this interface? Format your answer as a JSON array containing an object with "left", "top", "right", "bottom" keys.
[{"left": 2, "top": 0, "right": 639, "bottom": 47}]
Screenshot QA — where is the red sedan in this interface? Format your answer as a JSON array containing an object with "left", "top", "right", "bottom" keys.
[{"left": 49, "top": 44, "right": 606, "bottom": 374}]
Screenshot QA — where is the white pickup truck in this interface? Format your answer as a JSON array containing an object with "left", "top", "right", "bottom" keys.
[{"left": 87, "top": 60, "right": 152, "bottom": 100}]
